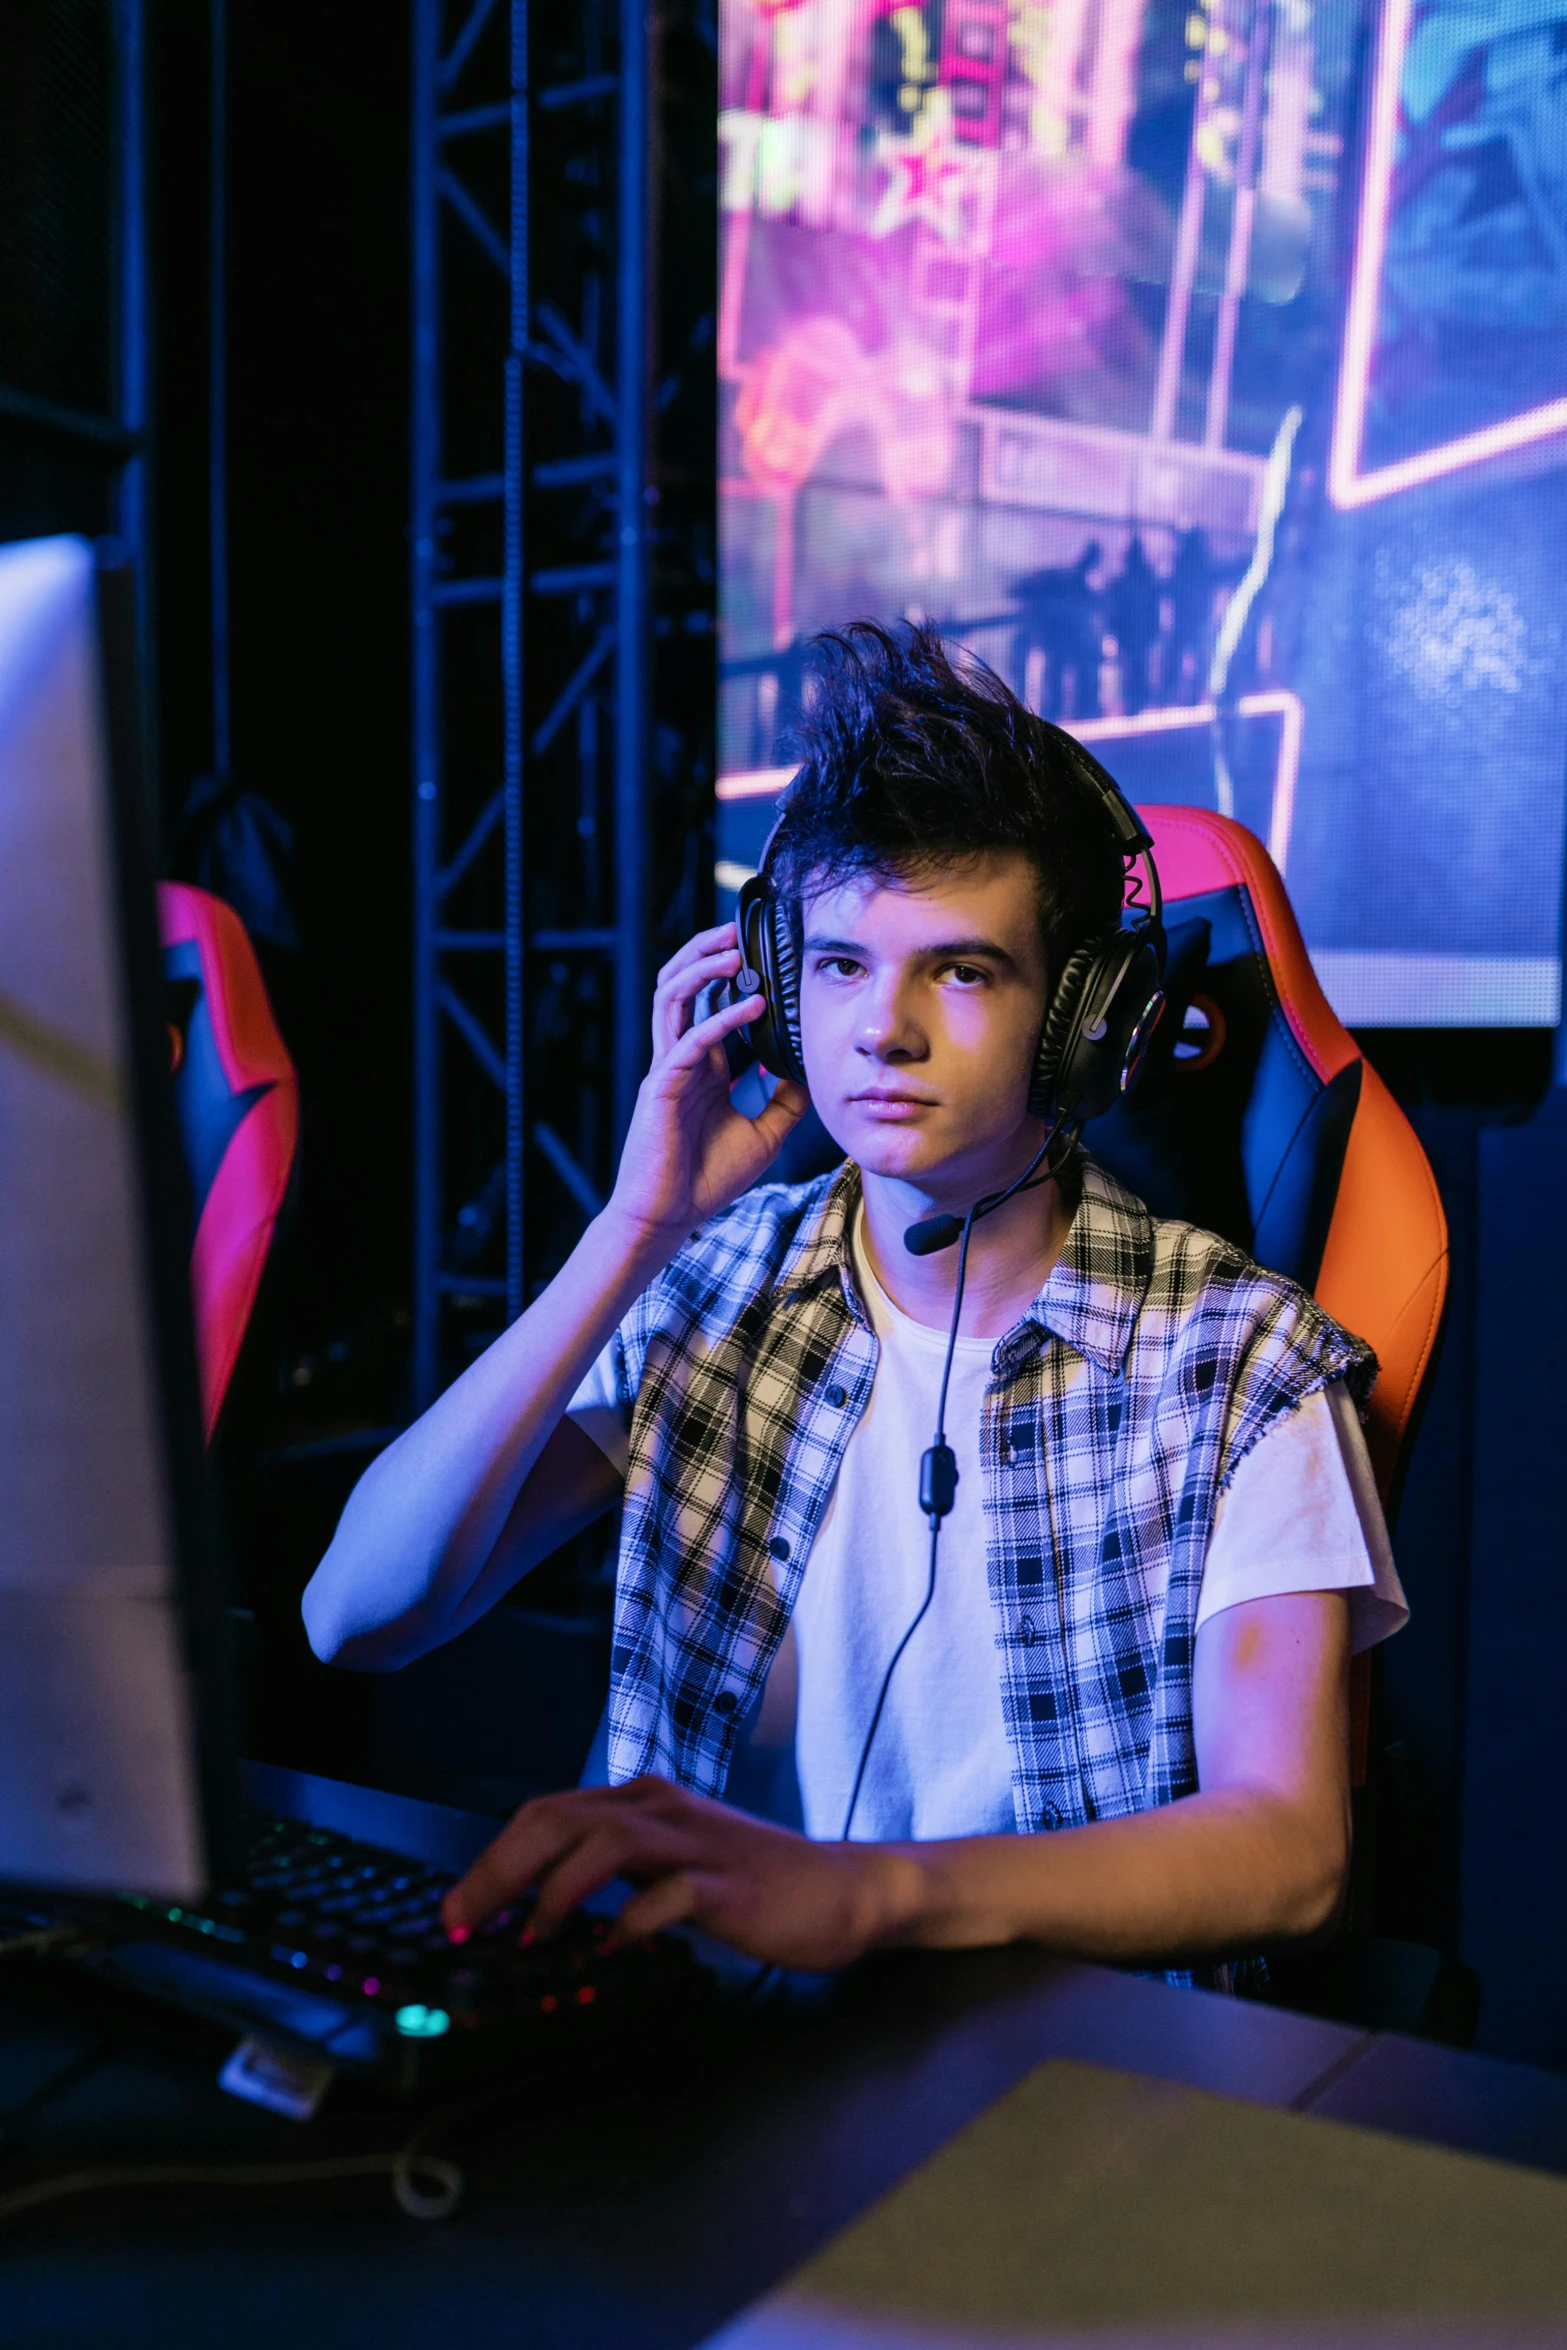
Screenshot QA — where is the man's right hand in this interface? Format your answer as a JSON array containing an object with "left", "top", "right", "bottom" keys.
[{"left": 605, "top": 922, "right": 809, "bottom": 1253}]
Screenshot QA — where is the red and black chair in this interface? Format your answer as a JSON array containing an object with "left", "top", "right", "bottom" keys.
[
  {"left": 1089, "top": 808, "right": 1460, "bottom": 2034},
  {"left": 158, "top": 883, "right": 298, "bottom": 1442}
]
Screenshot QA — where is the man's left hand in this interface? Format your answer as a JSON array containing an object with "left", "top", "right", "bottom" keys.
[{"left": 440, "top": 1777, "right": 914, "bottom": 1970}]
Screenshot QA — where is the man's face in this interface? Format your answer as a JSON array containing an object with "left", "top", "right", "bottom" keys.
[{"left": 798, "top": 850, "right": 1050, "bottom": 1194}]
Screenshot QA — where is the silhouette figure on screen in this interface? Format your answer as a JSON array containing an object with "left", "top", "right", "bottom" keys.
[
  {"left": 1009, "top": 541, "right": 1103, "bottom": 721},
  {"left": 1167, "top": 528, "right": 1220, "bottom": 704},
  {"left": 1104, "top": 534, "right": 1163, "bottom": 716}
]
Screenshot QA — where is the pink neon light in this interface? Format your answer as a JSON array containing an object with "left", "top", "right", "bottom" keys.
[
  {"left": 1070, "top": 702, "right": 1217, "bottom": 742},
  {"left": 1335, "top": 393, "right": 1567, "bottom": 510},
  {"left": 1328, "top": 0, "right": 1567, "bottom": 507},
  {"left": 1063, "top": 690, "right": 1303, "bottom": 874},
  {"left": 716, "top": 765, "right": 796, "bottom": 800},
  {"left": 717, "top": 24, "right": 773, "bottom": 381},
  {"left": 1327, "top": 0, "right": 1409, "bottom": 504},
  {"left": 1237, "top": 688, "right": 1302, "bottom": 873},
  {"left": 1087, "top": 0, "right": 1140, "bottom": 166},
  {"left": 716, "top": 688, "right": 1304, "bottom": 870}
]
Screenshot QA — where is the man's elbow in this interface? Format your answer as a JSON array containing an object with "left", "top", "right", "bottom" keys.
[
  {"left": 300, "top": 1568, "right": 416, "bottom": 1672},
  {"left": 300, "top": 1573, "right": 355, "bottom": 1666},
  {"left": 1275, "top": 1802, "right": 1352, "bottom": 1942}
]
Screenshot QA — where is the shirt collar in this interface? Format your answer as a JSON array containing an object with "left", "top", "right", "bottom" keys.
[
  {"left": 1029, "top": 1152, "right": 1152, "bottom": 1374},
  {"left": 773, "top": 1160, "right": 865, "bottom": 1314},
  {"left": 770, "top": 1149, "right": 1153, "bottom": 1372}
]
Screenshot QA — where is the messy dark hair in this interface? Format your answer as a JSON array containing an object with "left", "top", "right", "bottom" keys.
[{"left": 769, "top": 622, "right": 1126, "bottom": 983}]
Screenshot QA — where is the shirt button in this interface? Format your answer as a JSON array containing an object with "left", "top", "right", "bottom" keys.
[
  {"left": 1040, "top": 1802, "right": 1063, "bottom": 1831},
  {"left": 713, "top": 1690, "right": 738, "bottom": 1718},
  {"left": 768, "top": 1536, "right": 791, "bottom": 1561},
  {"left": 826, "top": 1384, "right": 847, "bottom": 1408}
]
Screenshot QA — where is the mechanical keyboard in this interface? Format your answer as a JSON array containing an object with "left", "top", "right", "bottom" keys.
[{"left": 2, "top": 1807, "right": 709, "bottom": 2090}]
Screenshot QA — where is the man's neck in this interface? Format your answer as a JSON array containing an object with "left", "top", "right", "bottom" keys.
[{"left": 855, "top": 1153, "right": 1075, "bottom": 1341}]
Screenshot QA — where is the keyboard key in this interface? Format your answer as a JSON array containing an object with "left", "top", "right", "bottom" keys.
[{"left": 104, "top": 1806, "right": 704, "bottom": 2058}]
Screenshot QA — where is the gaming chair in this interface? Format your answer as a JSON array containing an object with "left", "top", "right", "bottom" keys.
[
  {"left": 1086, "top": 807, "right": 1460, "bottom": 2034},
  {"left": 1094, "top": 806, "right": 1448, "bottom": 1524},
  {"left": 158, "top": 883, "right": 299, "bottom": 1442}
]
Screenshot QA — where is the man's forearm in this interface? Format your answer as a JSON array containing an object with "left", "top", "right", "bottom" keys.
[
  {"left": 302, "top": 1205, "right": 665, "bottom": 1665},
  {"left": 870, "top": 1784, "right": 1349, "bottom": 1966},
  {"left": 304, "top": 915, "right": 805, "bottom": 1671}
]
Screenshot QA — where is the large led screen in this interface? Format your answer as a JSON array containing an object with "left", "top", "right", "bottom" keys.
[{"left": 717, "top": 0, "right": 1567, "bottom": 1024}]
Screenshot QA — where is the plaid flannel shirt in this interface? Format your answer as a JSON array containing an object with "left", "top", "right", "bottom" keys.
[{"left": 598, "top": 1154, "right": 1375, "bottom": 1849}]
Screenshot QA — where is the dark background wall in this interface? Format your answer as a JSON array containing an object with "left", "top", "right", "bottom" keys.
[
  {"left": 1353, "top": 1041, "right": 1553, "bottom": 1986},
  {"left": 154, "top": 1, "right": 414, "bottom": 1407},
  {"left": 140, "top": 3, "right": 428, "bottom": 1798}
]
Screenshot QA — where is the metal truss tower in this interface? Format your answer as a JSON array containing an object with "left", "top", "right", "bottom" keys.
[{"left": 410, "top": 0, "right": 715, "bottom": 1407}]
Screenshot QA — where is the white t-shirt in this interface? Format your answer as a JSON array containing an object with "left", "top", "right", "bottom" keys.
[{"left": 567, "top": 1217, "right": 1407, "bottom": 1842}]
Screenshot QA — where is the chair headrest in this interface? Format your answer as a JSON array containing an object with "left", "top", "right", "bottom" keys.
[{"left": 1091, "top": 814, "right": 1363, "bottom": 1292}]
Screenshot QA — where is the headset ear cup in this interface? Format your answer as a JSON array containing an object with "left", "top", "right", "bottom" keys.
[
  {"left": 737, "top": 876, "right": 808, "bottom": 1087},
  {"left": 1040, "top": 930, "right": 1168, "bottom": 1124},
  {"left": 1031, "top": 940, "right": 1102, "bottom": 1118},
  {"left": 768, "top": 901, "right": 806, "bottom": 1084}
]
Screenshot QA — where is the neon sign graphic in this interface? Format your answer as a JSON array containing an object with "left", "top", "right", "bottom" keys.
[
  {"left": 1329, "top": 0, "right": 1567, "bottom": 509},
  {"left": 1072, "top": 689, "right": 1303, "bottom": 873}
]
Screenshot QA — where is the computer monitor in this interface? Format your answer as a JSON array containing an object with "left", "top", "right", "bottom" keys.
[{"left": 0, "top": 534, "right": 234, "bottom": 1899}]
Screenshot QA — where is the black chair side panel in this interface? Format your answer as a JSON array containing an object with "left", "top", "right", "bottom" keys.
[{"left": 1090, "top": 884, "right": 1359, "bottom": 1291}]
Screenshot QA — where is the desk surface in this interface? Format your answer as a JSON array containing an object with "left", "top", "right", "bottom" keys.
[
  {"left": 3, "top": 1769, "right": 1566, "bottom": 2350},
  {"left": 710, "top": 2058, "right": 1567, "bottom": 2348}
]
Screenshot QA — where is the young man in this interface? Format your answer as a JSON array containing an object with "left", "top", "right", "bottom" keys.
[{"left": 303, "top": 625, "right": 1405, "bottom": 1980}]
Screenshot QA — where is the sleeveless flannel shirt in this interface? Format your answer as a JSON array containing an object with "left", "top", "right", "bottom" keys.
[{"left": 598, "top": 1154, "right": 1375, "bottom": 1874}]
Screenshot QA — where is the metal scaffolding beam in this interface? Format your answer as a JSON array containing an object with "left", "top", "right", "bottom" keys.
[{"left": 410, "top": 0, "right": 713, "bottom": 1408}]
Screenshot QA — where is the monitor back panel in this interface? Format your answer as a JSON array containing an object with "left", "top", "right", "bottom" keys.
[{"left": 0, "top": 536, "right": 205, "bottom": 1898}]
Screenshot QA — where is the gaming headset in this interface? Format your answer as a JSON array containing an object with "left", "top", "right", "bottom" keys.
[{"left": 733, "top": 740, "right": 1167, "bottom": 1142}]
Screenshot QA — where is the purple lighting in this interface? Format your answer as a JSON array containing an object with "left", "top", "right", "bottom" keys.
[{"left": 717, "top": 688, "right": 1303, "bottom": 876}]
